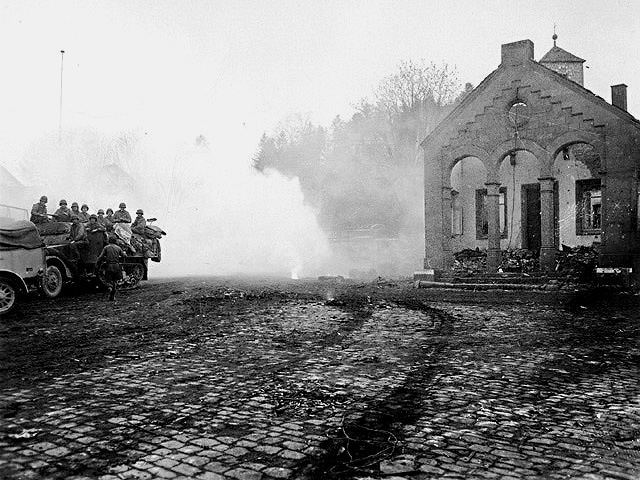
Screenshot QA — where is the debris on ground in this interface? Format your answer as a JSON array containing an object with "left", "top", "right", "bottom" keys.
[
  {"left": 452, "top": 248, "right": 486, "bottom": 274},
  {"left": 555, "top": 244, "right": 599, "bottom": 277},
  {"left": 500, "top": 248, "right": 539, "bottom": 273}
]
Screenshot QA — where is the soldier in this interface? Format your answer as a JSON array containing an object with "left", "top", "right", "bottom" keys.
[
  {"left": 30, "top": 195, "right": 49, "bottom": 224},
  {"left": 78, "top": 204, "right": 91, "bottom": 223},
  {"left": 105, "top": 208, "right": 115, "bottom": 231},
  {"left": 131, "top": 209, "right": 146, "bottom": 235},
  {"left": 53, "top": 200, "right": 72, "bottom": 222},
  {"left": 70, "top": 202, "right": 81, "bottom": 220},
  {"left": 96, "top": 209, "right": 106, "bottom": 226},
  {"left": 69, "top": 215, "right": 88, "bottom": 277},
  {"left": 85, "top": 214, "right": 106, "bottom": 274},
  {"left": 97, "top": 236, "right": 125, "bottom": 301},
  {"left": 69, "top": 215, "right": 87, "bottom": 242},
  {"left": 113, "top": 202, "right": 131, "bottom": 224}
]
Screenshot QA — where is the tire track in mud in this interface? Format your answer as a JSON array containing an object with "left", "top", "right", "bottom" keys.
[{"left": 296, "top": 297, "right": 457, "bottom": 479}]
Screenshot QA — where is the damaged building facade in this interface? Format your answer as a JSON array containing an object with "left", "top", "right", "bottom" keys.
[{"left": 421, "top": 38, "right": 640, "bottom": 281}]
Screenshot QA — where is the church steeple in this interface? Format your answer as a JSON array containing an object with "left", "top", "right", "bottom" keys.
[{"left": 539, "top": 30, "right": 585, "bottom": 86}]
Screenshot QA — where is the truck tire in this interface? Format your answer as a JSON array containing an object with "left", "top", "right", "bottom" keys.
[
  {"left": 0, "top": 278, "right": 18, "bottom": 316},
  {"left": 41, "top": 265, "right": 63, "bottom": 299}
]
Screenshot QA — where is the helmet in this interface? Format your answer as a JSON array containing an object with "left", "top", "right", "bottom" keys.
[
  {"left": 59, "top": 199, "right": 67, "bottom": 206},
  {"left": 106, "top": 208, "right": 113, "bottom": 214},
  {"left": 119, "top": 202, "right": 126, "bottom": 209},
  {"left": 97, "top": 209, "right": 105, "bottom": 215},
  {"left": 89, "top": 214, "right": 98, "bottom": 220},
  {"left": 136, "top": 209, "right": 144, "bottom": 215},
  {"left": 40, "top": 195, "right": 48, "bottom": 203},
  {"left": 81, "top": 204, "right": 89, "bottom": 211},
  {"left": 71, "top": 202, "right": 79, "bottom": 208},
  {"left": 70, "top": 214, "right": 80, "bottom": 221}
]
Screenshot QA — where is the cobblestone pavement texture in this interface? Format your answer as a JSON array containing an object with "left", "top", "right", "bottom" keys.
[{"left": 0, "top": 278, "right": 639, "bottom": 479}]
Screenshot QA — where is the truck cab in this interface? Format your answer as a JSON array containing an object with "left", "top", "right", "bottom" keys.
[{"left": 0, "top": 205, "right": 62, "bottom": 315}]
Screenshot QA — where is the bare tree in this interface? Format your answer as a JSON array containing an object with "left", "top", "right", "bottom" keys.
[{"left": 374, "top": 60, "right": 460, "bottom": 164}]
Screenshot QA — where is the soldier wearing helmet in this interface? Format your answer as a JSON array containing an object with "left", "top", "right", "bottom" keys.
[
  {"left": 96, "top": 209, "right": 107, "bottom": 228},
  {"left": 131, "top": 208, "right": 147, "bottom": 235},
  {"left": 104, "top": 208, "right": 115, "bottom": 232},
  {"left": 97, "top": 236, "right": 125, "bottom": 301},
  {"left": 69, "top": 215, "right": 88, "bottom": 277},
  {"left": 53, "top": 199, "right": 72, "bottom": 222},
  {"left": 70, "top": 202, "right": 81, "bottom": 220},
  {"left": 113, "top": 202, "right": 131, "bottom": 224},
  {"left": 78, "top": 204, "right": 91, "bottom": 224},
  {"left": 86, "top": 213, "right": 107, "bottom": 273},
  {"left": 30, "top": 195, "right": 49, "bottom": 224}
]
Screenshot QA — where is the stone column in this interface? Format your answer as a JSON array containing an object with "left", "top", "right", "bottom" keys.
[
  {"left": 424, "top": 154, "right": 445, "bottom": 270},
  {"left": 442, "top": 186, "right": 453, "bottom": 270},
  {"left": 539, "top": 177, "right": 557, "bottom": 271},
  {"left": 485, "top": 182, "right": 502, "bottom": 272}
]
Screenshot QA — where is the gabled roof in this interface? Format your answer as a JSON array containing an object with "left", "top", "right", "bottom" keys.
[
  {"left": 0, "top": 165, "right": 23, "bottom": 187},
  {"left": 540, "top": 45, "right": 585, "bottom": 63},
  {"left": 421, "top": 53, "right": 640, "bottom": 149},
  {"left": 420, "top": 66, "right": 502, "bottom": 147}
]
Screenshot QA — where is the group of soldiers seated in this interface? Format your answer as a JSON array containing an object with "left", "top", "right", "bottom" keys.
[
  {"left": 30, "top": 195, "right": 148, "bottom": 237},
  {"left": 30, "top": 195, "right": 154, "bottom": 256}
]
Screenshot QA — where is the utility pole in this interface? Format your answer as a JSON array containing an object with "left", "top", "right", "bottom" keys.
[{"left": 59, "top": 50, "right": 65, "bottom": 143}]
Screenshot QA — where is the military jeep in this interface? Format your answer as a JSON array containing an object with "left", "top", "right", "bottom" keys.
[{"left": 0, "top": 212, "right": 62, "bottom": 315}]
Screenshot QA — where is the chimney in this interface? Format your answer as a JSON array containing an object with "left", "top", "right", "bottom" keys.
[
  {"left": 501, "top": 40, "right": 534, "bottom": 66},
  {"left": 611, "top": 84, "right": 628, "bottom": 111}
]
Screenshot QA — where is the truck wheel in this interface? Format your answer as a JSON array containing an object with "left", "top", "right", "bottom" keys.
[
  {"left": 0, "top": 279, "right": 18, "bottom": 316},
  {"left": 41, "top": 265, "right": 63, "bottom": 299}
]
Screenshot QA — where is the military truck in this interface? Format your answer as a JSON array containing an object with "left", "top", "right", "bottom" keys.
[
  {"left": 40, "top": 219, "right": 165, "bottom": 290},
  {"left": 0, "top": 208, "right": 62, "bottom": 315}
]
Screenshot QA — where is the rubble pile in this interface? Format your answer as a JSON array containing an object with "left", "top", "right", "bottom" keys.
[
  {"left": 500, "top": 248, "right": 539, "bottom": 273},
  {"left": 451, "top": 244, "right": 599, "bottom": 278},
  {"left": 555, "top": 244, "right": 599, "bottom": 277},
  {"left": 452, "top": 248, "right": 486, "bottom": 275}
]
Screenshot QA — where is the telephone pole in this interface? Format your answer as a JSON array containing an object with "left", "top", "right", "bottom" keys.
[{"left": 59, "top": 50, "right": 65, "bottom": 142}]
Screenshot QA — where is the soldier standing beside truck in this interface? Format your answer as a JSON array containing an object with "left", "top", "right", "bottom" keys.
[
  {"left": 85, "top": 214, "right": 106, "bottom": 274},
  {"left": 69, "top": 215, "right": 88, "bottom": 277},
  {"left": 97, "top": 237, "right": 124, "bottom": 301}
]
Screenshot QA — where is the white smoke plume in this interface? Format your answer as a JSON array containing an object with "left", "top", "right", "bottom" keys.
[{"left": 4, "top": 128, "right": 330, "bottom": 279}]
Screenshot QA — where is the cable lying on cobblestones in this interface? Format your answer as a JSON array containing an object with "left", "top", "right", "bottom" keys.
[{"left": 317, "top": 412, "right": 402, "bottom": 476}]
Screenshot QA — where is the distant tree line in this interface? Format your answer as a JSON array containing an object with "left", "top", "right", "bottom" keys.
[{"left": 253, "top": 60, "right": 473, "bottom": 237}]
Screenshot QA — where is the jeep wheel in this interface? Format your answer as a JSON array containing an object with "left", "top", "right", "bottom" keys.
[
  {"left": 41, "top": 265, "right": 63, "bottom": 299},
  {"left": 0, "top": 279, "right": 18, "bottom": 316}
]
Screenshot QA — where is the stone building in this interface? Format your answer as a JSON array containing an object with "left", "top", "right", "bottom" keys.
[{"left": 420, "top": 38, "right": 640, "bottom": 279}]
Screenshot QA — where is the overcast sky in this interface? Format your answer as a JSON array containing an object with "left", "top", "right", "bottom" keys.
[{"left": 1, "top": 0, "right": 639, "bottom": 161}]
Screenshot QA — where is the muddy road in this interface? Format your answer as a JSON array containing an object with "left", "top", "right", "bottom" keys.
[{"left": 1, "top": 277, "right": 639, "bottom": 479}]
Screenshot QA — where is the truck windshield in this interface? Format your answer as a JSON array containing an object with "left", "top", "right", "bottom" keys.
[{"left": 0, "top": 204, "right": 29, "bottom": 222}]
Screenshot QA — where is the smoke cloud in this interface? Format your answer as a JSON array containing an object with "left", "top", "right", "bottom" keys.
[{"left": 3, "top": 127, "right": 330, "bottom": 279}]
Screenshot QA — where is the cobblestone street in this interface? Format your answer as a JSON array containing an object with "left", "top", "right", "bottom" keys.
[{"left": 1, "top": 278, "right": 639, "bottom": 479}]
